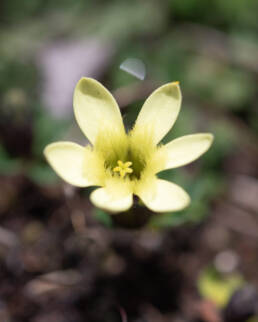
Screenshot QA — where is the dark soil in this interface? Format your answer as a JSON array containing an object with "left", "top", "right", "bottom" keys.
[{"left": 0, "top": 173, "right": 258, "bottom": 322}]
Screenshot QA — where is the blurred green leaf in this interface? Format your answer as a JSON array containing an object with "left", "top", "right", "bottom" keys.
[
  {"left": 198, "top": 267, "right": 244, "bottom": 307},
  {"left": 94, "top": 208, "right": 113, "bottom": 227},
  {"left": 28, "top": 163, "right": 58, "bottom": 185},
  {"left": 32, "top": 106, "right": 69, "bottom": 158},
  {"left": 0, "top": 144, "right": 22, "bottom": 174}
]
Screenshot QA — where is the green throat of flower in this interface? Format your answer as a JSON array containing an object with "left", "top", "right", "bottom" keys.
[{"left": 84, "top": 126, "right": 166, "bottom": 186}]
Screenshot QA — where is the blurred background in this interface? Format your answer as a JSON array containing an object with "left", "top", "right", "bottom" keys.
[{"left": 0, "top": 0, "right": 258, "bottom": 321}]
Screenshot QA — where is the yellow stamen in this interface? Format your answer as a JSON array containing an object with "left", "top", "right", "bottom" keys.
[{"left": 113, "top": 160, "right": 133, "bottom": 178}]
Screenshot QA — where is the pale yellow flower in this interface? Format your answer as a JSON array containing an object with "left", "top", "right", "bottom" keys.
[{"left": 44, "top": 78, "right": 213, "bottom": 214}]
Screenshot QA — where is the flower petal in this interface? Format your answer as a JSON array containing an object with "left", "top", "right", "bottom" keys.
[
  {"left": 164, "top": 133, "right": 214, "bottom": 170},
  {"left": 44, "top": 142, "right": 93, "bottom": 187},
  {"left": 137, "top": 179, "right": 190, "bottom": 213},
  {"left": 90, "top": 188, "right": 133, "bottom": 214},
  {"left": 73, "top": 77, "right": 125, "bottom": 145},
  {"left": 133, "top": 82, "right": 182, "bottom": 144}
]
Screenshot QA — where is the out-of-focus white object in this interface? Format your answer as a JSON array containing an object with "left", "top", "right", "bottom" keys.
[
  {"left": 37, "top": 39, "right": 115, "bottom": 118},
  {"left": 120, "top": 58, "right": 146, "bottom": 80},
  {"left": 214, "top": 249, "right": 239, "bottom": 274}
]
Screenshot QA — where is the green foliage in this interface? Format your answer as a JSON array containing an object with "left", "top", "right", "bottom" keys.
[
  {"left": 0, "top": 145, "right": 22, "bottom": 174},
  {"left": 170, "top": 0, "right": 258, "bottom": 30},
  {"left": 28, "top": 163, "right": 58, "bottom": 185},
  {"left": 94, "top": 208, "right": 113, "bottom": 227},
  {"left": 32, "top": 107, "right": 69, "bottom": 158},
  {"left": 198, "top": 267, "right": 244, "bottom": 307}
]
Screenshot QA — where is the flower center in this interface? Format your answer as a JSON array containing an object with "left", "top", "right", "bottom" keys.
[{"left": 113, "top": 160, "right": 133, "bottom": 178}]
